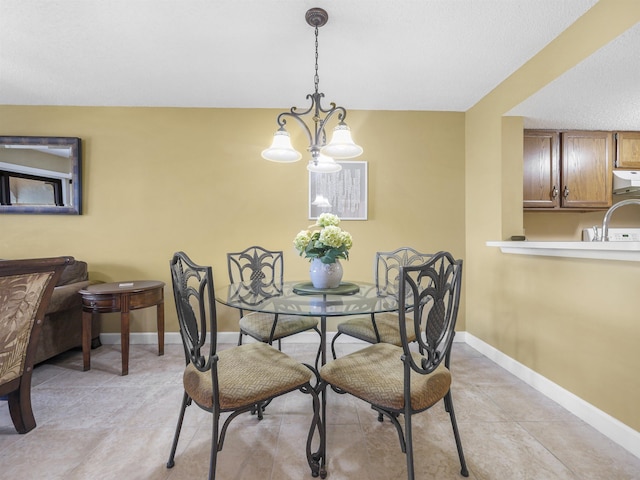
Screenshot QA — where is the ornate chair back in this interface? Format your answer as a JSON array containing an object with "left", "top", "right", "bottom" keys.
[
  {"left": 329, "top": 247, "right": 434, "bottom": 357},
  {"left": 227, "top": 246, "right": 284, "bottom": 296},
  {"left": 226, "top": 246, "right": 319, "bottom": 352},
  {"left": 398, "top": 251, "right": 463, "bottom": 370},
  {"left": 0, "top": 256, "right": 73, "bottom": 433},
  {"left": 169, "top": 251, "right": 216, "bottom": 373},
  {"left": 375, "top": 247, "right": 433, "bottom": 298}
]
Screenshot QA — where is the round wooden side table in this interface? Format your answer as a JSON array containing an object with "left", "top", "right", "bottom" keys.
[{"left": 79, "top": 280, "right": 165, "bottom": 376}]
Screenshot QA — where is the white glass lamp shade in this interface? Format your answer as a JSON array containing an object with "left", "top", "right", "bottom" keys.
[
  {"left": 261, "top": 129, "right": 303, "bottom": 163},
  {"left": 320, "top": 123, "right": 363, "bottom": 159},
  {"left": 307, "top": 154, "right": 342, "bottom": 173}
]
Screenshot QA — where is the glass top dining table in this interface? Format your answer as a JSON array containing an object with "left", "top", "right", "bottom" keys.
[
  {"left": 215, "top": 280, "right": 399, "bottom": 479},
  {"left": 215, "top": 280, "right": 400, "bottom": 366},
  {"left": 216, "top": 280, "right": 399, "bottom": 319}
]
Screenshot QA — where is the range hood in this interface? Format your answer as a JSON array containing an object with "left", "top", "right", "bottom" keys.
[{"left": 613, "top": 170, "right": 640, "bottom": 195}]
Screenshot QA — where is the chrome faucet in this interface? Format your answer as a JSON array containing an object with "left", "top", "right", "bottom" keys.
[{"left": 601, "top": 199, "right": 640, "bottom": 241}]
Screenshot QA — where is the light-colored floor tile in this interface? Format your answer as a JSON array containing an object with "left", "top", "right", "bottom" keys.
[
  {"left": 0, "top": 342, "right": 638, "bottom": 480},
  {"left": 482, "top": 382, "right": 583, "bottom": 423},
  {"left": 462, "top": 421, "right": 579, "bottom": 480},
  {"left": 520, "top": 420, "right": 640, "bottom": 480},
  {"left": 0, "top": 427, "right": 108, "bottom": 479},
  {"left": 324, "top": 423, "right": 373, "bottom": 480},
  {"left": 65, "top": 426, "right": 182, "bottom": 480}
]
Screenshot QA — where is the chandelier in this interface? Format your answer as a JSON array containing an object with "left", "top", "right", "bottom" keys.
[{"left": 261, "top": 7, "right": 363, "bottom": 173}]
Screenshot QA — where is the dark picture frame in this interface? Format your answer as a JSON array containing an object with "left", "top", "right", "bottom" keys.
[{"left": 0, "top": 136, "right": 82, "bottom": 215}]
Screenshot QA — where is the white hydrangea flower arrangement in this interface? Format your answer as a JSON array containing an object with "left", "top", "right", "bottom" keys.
[{"left": 293, "top": 213, "right": 353, "bottom": 264}]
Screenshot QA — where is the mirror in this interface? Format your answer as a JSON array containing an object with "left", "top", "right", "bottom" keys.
[{"left": 0, "top": 136, "right": 82, "bottom": 215}]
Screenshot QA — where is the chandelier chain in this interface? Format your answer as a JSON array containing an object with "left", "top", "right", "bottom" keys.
[{"left": 314, "top": 26, "right": 319, "bottom": 95}]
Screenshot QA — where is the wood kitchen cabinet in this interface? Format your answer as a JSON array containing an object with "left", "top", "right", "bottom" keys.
[
  {"left": 615, "top": 131, "right": 640, "bottom": 168},
  {"left": 523, "top": 130, "right": 559, "bottom": 208},
  {"left": 523, "top": 130, "right": 613, "bottom": 210}
]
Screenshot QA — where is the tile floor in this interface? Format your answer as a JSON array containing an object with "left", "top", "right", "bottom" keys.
[{"left": 1, "top": 341, "right": 639, "bottom": 480}]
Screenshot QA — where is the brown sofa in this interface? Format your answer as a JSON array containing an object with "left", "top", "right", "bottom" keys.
[{"left": 34, "top": 260, "right": 101, "bottom": 364}]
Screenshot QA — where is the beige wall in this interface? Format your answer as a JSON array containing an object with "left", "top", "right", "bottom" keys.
[
  {"left": 466, "top": 0, "right": 640, "bottom": 432},
  {"left": 0, "top": 107, "right": 465, "bottom": 334}
]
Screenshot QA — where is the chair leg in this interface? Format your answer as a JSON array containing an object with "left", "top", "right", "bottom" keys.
[
  {"left": 444, "top": 391, "right": 469, "bottom": 477},
  {"left": 330, "top": 331, "right": 341, "bottom": 360},
  {"left": 167, "top": 391, "right": 190, "bottom": 469},
  {"left": 251, "top": 401, "right": 265, "bottom": 420},
  {"left": 404, "top": 412, "right": 415, "bottom": 480},
  {"left": 7, "top": 378, "right": 36, "bottom": 434},
  {"left": 209, "top": 408, "right": 220, "bottom": 480},
  {"left": 237, "top": 331, "right": 243, "bottom": 346}
]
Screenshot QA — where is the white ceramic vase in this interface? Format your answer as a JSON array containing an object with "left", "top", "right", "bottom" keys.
[{"left": 309, "top": 258, "right": 343, "bottom": 289}]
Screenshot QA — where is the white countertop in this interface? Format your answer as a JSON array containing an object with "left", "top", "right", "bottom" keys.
[{"left": 486, "top": 240, "right": 640, "bottom": 262}]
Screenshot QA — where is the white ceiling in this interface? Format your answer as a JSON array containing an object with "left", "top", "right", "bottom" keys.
[
  {"left": 507, "top": 21, "right": 640, "bottom": 131},
  {"left": 2, "top": 0, "right": 637, "bottom": 130}
]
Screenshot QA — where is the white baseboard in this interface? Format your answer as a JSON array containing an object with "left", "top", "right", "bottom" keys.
[
  {"left": 465, "top": 332, "right": 640, "bottom": 460},
  {"left": 100, "top": 330, "right": 637, "bottom": 459}
]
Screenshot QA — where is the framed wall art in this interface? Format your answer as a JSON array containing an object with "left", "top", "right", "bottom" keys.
[
  {"left": 0, "top": 136, "right": 82, "bottom": 215},
  {"left": 309, "top": 161, "right": 367, "bottom": 220}
]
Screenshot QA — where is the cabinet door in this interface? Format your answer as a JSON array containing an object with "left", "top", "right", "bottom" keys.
[
  {"left": 615, "top": 132, "right": 640, "bottom": 168},
  {"left": 523, "top": 130, "right": 559, "bottom": 208},
  {"left": 561, "top": 131, "right": 612, "bottom": 209}
]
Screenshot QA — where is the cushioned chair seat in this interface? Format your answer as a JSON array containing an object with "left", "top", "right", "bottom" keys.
[
  {"left": 239, "top": 312, "right": 318, "bottom": 343},
  {"left": 321, "top": 343, "right": 451, "bottom": 412},
  {"left": 183, "top": 342, "right": 313, "bottom": 410},
  {"left": 336, "top": 313, "right": 416, "bottom": 346}
]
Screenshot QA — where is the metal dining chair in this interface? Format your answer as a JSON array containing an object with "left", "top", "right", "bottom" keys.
[
  {"left": 166, "top": 251, "right": 323, "bottom": 480},
  {"left": 330, "top": 247, "right": 433, "bottom": 359},
  {"left": 227, "top": 245, "right": 321, "bottom": 350},
  {"left": 320, "top": 251, "right": 468, "bottom": 480}
]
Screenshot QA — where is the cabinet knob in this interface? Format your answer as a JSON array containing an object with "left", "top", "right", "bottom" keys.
[
  {"left": 551, "top": 186, "right": 558, "bottom": 199},
  {"left": 563, "top": 185, "right": 570, "bottom": 198}
]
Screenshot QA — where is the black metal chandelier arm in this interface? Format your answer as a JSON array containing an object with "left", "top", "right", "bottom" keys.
[
  {"left": 290, "top": 92, "right": 324, "bottom": 118},
  {"left": 319, "top": 104, "right": 347, "bottom": 128},
  {"left": 276, "top": 111, "right": 314, "bottom": 147},
  {"left": 275, "top": 101, "right": 349, "bottom": 153},
  {"left": 310, "top": 91, "right": 348, "bottom": 121}
]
